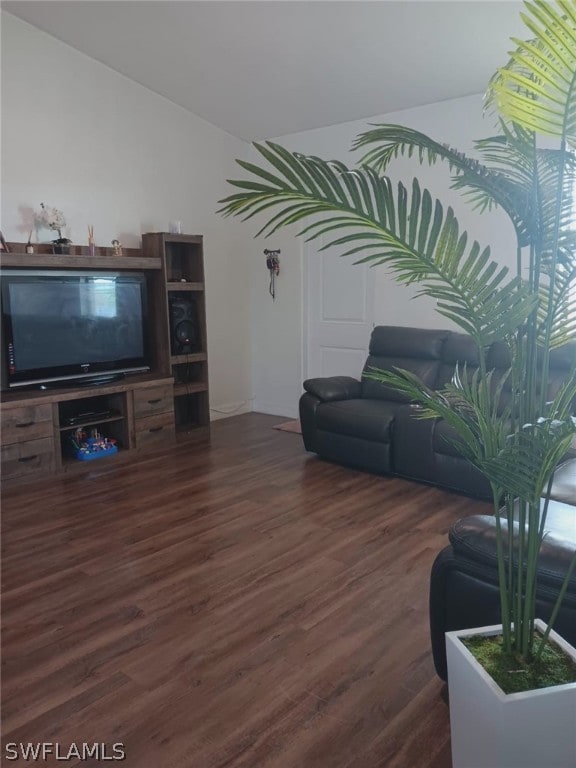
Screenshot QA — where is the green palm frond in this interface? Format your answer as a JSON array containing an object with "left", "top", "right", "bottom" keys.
[
  {"left": 220, "top": 143, "right": 536, "bottom": 345},
  {"left": 480, "top": 417, "right": 576, "bottom": 502},
  {"left": 455, "top": 126, "right": 536, "bottom": 216},
  {"left": 456, "top": 131, "right": 576, "bottom": 265},
  {"left": 474, "top": 124, "right": 535, "bottom": 179},
  {"left": 354, "top": 124, "right": 572, "bottom": 253},
  {"left": 355, "top": 124, "right": 535, "bottom": 246},
  {"left": 536, "top": 280, "right": 576, "bottom": 346},
  {"left": 353, "top": 124, "right": 476, "bottom": 174},
  {"left": 531, "top": 144, "right": 576, "bottom": 260},
  {"left": 453, "top": 155, "right": 532, "bottom": 247},
  {"left": 547, "top": 368, "right": 576, "bottom": 421},
  {"left": 488, "top": 0, "right": 576, "bottom": 145},
  {"left": 354, "top": 123, "right": 576, "bottom": 264}
]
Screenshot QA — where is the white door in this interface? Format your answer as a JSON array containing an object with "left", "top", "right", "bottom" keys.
[{"left": 304, "top": 236, "right": 375, "bottom": 381}]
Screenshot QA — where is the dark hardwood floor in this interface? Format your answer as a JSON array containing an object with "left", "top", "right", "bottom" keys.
[{"left": 1, "top": 412, "right": 490, "bottom": 767}]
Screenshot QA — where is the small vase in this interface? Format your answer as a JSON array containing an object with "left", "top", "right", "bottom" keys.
[{"left": 52, "top": 239, "right": 72, "bottom": 255}]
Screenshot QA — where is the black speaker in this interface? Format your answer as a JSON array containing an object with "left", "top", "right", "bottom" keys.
[{"left": 169, "top": 297, "right": 199, "bottom": 354}]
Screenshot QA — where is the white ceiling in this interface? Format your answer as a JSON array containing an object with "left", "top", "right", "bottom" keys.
[{"left": 4, "top": 1, "right": 526, "bottom": 141}]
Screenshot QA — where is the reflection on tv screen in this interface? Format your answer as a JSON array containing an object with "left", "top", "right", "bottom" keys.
[{"left": 9, "top": 279, "right": 145, "bottom": 370}]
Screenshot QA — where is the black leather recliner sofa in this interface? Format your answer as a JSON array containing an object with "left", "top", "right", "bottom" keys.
[{"left": 300, "top": 325, "right": 576, "bottom": 500}]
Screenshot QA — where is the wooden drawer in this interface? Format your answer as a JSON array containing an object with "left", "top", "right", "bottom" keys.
[
  {"left": 1, "top": 437, "right": 55, "bottom": 479},
  {"left": 135, "top": 411, "right": 175, "bottom": 450},
  {"left": 1, "top": 404, "right": 53, "bottom": 445},
  {"left": 133, "top": 385, "right": 174, "bottom": 419}
]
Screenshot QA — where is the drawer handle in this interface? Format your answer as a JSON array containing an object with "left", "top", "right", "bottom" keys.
[
  {"left": 149, "top": 426, "right": 163, "bottom": 433},
  {"left": 147, "top": 398, "right": 162, "bottom": 404},
  {"left": 18, "top": 455, "right": 38, "bottom": 463},
  {"left": 16, "top": 421, "right": 35, "bottom": 428}
]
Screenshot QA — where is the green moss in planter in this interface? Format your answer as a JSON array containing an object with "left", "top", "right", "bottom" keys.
[{"left": 463, "top": 633, "right": 576, "bottom": 695}]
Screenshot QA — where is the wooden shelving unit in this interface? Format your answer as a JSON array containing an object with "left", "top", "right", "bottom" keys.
[
  {"left": 142, "top": 233, "right": 210, "bottom": 432},
  {"left": 0, "top": 231, "right": 212, "bottom": 485},
  {"left": 0, "top": 244, "right": 176, "bottom": 486}
]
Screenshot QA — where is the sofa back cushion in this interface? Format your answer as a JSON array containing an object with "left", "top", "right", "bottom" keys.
[
  {"left": 435, "top": 332, "right": 483, "bottom": 390},
  {"left": 361, "top": 326, "right": 451, "bottom": 402},
  {"left": 486, "top": 339, "right": 576, "bottom": 414},
  {"left": 360, "top": 326, "right": 574, "bottom": 410}
]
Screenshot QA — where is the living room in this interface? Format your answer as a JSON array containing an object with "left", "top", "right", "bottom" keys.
[{"left": 2, "top": 3, "right": 575, "bottom": 767}]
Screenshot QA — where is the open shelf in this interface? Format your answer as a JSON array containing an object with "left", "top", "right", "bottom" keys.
[
  {"left": 173, "top": 382, "right": 208, "bottom": 397},
  {"left": 59, "top": 415, "right": 125, "bottom": 432},
  {"left": 166, "top": 281, "right": 204, "bottom": 291},
  {"left": 174, "top": 389, "right": 209, "bottom": 430},
  {"left": 57, "top": 392, "right": 129, "bottom": 464},
  {"left": 1, "top": 252, "right": 162, "bottom": 271},
  {"left": 171, "top": 352, "right": 207, "bottom": 364}
]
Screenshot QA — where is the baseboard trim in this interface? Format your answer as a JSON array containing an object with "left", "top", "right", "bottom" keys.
[
  {"left": 209, "top": 401, "right": 253, "bottom": 421},
  {"left": 253, "top": 400, "right": 299, "bottom": 419}
]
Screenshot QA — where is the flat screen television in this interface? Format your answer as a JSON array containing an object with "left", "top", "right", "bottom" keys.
[{"left": 1, "top": 270, "right": 151, "bottom": 389}]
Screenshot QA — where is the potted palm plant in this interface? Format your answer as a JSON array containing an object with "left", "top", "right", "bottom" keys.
[{"left": 220, "top": 2, "right": 576, "bottom": 765}]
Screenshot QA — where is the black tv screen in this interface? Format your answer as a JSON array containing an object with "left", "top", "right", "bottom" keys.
[{"left": 1, "top": 270, "right": 150, "bottom": 388}]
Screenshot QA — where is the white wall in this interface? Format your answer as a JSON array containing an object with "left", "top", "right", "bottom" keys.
[
  {"left": 1, "top": 12, "right": 254, "bottom": 418},
  {"left": 245, "top": 223, "right": 304, "bottom": 419},
  {"left": 244, "top": 94, "right": 518, "bottom": 418}
]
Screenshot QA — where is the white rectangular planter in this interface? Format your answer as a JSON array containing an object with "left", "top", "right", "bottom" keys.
[{"left": 446, "top": 620, "right": 576, "bottom": 768}]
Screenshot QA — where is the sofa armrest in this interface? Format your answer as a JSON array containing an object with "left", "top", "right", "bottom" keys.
[{"left": 303, "top": 376, "right": 361, "bottom": 402}]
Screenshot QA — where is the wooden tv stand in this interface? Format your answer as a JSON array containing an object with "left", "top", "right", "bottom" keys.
[{"left": 1, "top": 235, "right": 210, "bottom": 488}]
